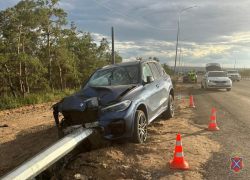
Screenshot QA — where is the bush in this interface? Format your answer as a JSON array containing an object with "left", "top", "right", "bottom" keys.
[
  {"left": 240, "top": 70, "right": 250, "bottom": 76},
  {"left": 0, "top": 88, "right": 78, "bottom": 111}
]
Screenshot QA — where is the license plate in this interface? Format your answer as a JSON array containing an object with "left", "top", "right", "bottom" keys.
[{"left": 216, "top": 84, "right": 224, "bottom": 86}]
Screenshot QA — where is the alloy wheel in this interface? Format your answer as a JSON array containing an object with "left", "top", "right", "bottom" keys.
[{"left": 138, "top": 114, "right": 147, "bottom": 142}]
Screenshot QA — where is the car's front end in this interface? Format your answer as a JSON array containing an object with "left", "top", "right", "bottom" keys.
[
  {"left": 52, "top": 62, "right": 143, "bottom": 142},
  {"left": 206, "top": 77, "right": 232, "bottom": 89},
  {"left": 228, "top": 74, "right": 241, "bottom": 81}
]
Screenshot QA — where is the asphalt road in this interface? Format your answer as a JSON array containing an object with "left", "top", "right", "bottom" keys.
[{"left": 188, "top": 76, "right": 250, "bottom": 180}]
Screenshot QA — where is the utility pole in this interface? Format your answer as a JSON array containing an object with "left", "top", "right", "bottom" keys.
[
  {"left": 178, "top": 38, "right": 182, "bottom": 78},
  {"left": 173, "top": 5, "right": 197, "bottom": 83},
  {"left": 111, "top": 27, "right": 115, "bottom": 64}
]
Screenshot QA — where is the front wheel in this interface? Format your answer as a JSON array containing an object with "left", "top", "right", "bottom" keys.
[
  {"left": 132, "top": 110, "right": 147, "bottom": 143},
  {"left": 226, "top": 88, "right": 231, "bottom": 91},
  {"left": 162, "top": 94, "right": 174, "bottom": 119}
]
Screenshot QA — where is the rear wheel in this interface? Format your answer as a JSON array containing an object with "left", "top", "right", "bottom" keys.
[
  {"left": 226, "top": 88, "right": 231, "bottom": 91},
  {"left": 132, "top": 110, "right": 147, "bottom": 143},
  {"left": 162, "top": 94, "right": 174, "bottom": 119}
]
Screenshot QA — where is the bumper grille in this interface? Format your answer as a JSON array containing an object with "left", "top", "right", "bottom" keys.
[{"left": 213, "top": 81, "right": 226, "bottom": 83}]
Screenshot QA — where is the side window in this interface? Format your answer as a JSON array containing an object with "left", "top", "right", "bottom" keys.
[
  {"left": 142, "top": 64, "right": 154, "bottom": 82},
  {"left": 156, "top": 63, "right": 165, "bottom": 76},
  {"left": 149, "top": 63, "right": 161, "bottom": 80}
]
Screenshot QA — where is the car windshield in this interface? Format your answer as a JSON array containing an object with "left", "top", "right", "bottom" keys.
[
  {"left": 208, "top": 72, "right": 227, "bottom": 77},
  {"left": 84, "top": 65, "right": 139, "bottom": 88},
  {"left": 228, "top": 71, "right": 238, "bottom": 73}
]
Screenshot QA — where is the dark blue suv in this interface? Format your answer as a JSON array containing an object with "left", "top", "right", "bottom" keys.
[{"left": 53, "top": 60, "right": 174, "bottom": 143}]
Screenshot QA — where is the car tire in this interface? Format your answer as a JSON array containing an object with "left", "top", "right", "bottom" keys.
[
  {"left": 226, "top": 88, "right": 231, "bottom": 91},
  {"left": 132, "top": 110, "right": 147, "bottom": 143},
  {"left": 162, "top": 94, "right": 174, "bottom": 120},
  {"left": 237, "top": 80, "right": 240, "bottom": 82}
]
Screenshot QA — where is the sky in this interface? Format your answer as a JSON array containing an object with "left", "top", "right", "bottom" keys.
[{"left": 1, "top": 0, "right": 250, "bottom": 68}]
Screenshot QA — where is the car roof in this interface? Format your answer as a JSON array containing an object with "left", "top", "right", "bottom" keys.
[{"left": 99, "top": 59, "right": 158, "bottom": 71}]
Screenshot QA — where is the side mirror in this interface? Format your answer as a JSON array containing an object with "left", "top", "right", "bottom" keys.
[{"left": 146, "top": 76, "right": 154, "bottom": 84}]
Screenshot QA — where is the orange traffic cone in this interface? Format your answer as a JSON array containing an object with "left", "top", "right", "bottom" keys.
[
  {"left": 206, "top": 108, "right": 220, "bottom": 131},
  {"left": 189, "top": 95, "right": 195, "bottom": 108},
  {"left": 170, "top": 134, "right": 189, "bottom": 170}
]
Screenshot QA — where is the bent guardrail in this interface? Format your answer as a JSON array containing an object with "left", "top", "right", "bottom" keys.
[{"left": 0, "top": 127, "right": 93, "bottom": 180}]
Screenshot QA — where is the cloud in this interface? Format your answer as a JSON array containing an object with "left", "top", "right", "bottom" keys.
[{"left": 2, "top": 0, "right": 250, "bottom": 67}]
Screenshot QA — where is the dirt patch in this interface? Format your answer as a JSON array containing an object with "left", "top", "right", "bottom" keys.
[
  {"left": 175, "top": 83, "right": 200, "bottom": 92},
  {"left": 54, "top": 95, "right": 221, "bottom": 180},
  {"left": 0, "top": 101, "right": 58, "bottom": 177}
]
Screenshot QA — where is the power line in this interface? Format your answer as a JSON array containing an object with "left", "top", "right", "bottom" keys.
[{"left": 90, "top": 0, "right": 177, "bottom": 31}]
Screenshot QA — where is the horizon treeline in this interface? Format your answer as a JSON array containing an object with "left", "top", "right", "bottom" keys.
[{"left": 0, "top": 0, "right": 123, "bottom": 98}]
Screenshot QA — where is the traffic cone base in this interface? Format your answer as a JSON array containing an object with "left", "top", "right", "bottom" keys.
[
  {"left": 206, "top": 126, "right": 220, "bottom": 131},
  {"left": 170, "top": 160, "right": 189, "bottom": 170}
]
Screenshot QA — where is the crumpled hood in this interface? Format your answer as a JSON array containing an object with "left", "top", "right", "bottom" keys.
[
  {"left": 207, "top": 77, "right": 230, "bottom": 81},
  {"left": 57, "top": 85, "right": 137, "bottom": 112}
]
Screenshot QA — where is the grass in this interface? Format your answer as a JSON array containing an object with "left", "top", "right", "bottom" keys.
[
  {"left": 240, "top": 70, "right": 250, "bottom": 76},
  {"left": 0, "top": 89, "right": 77, "bottom": 111}
]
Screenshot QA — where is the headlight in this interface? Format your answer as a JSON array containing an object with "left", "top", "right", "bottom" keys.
[{"left": 101, "top": 100, "right": 131, "bottom": 113}]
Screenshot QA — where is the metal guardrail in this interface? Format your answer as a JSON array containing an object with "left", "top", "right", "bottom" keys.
[
  {"left": 241, "top": 76, "right": 250, "bottom": 80},
  {"left": 0, "top": 127, "right": 93, "bottom": 180}
]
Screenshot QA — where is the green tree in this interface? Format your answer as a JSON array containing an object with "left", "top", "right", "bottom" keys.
[
  {"left": 36, "top": 0, "right": 67, "bottom": 89},
  {"left": 162, "top": 63, "right": 174, "bottom": 75},
  {"left": 153, "top": 57, "right": 159, "bottom": 62}
]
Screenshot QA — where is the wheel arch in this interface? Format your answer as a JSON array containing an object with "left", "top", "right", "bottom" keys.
[
  {"left": 170, "top": 88, "right": 174, "bottom": 100},
  {"left": 136, "top": 103, "right": 148, "bottom": 123}
]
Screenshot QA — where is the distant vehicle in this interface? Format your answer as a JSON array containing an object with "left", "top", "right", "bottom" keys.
[
  {"left": 182, "top": 71, "right": 197, "bottom": 83},
  {"left": 201, "top": 71, "right": 232, "bottom": 91},
  {"left": 226, "top": 70, "right": 241, "bottom": 82},
  {"left": 205, "top": 63, "right": 222, "bottom": 71},
  {"left": 52, "top": 60, "right": 174, "bottom": 143},
  {"left": 182, "top": 71, "right": 189, "bottom": 83}
]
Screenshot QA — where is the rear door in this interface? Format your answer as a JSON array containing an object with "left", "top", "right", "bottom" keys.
[
  {"left": 148, "top": 63, "right": 164, "bottom": 114},
  {"left": 155, "top": 63, "right": 170, "bottom": 106},
  {"left": 142, "top": 63, "right": 161, "bottom": 120}
]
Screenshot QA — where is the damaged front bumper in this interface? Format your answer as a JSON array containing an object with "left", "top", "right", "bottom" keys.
[{"left": 53, "top": 99, "right": 136, "bottom": 141}]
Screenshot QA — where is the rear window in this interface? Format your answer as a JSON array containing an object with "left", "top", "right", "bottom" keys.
[
  {"left": 149, "top": 63, "right": 161, "bottom": 80},
  {"left": 156, "top": 63, "right": 165, "bottom": 76}
]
